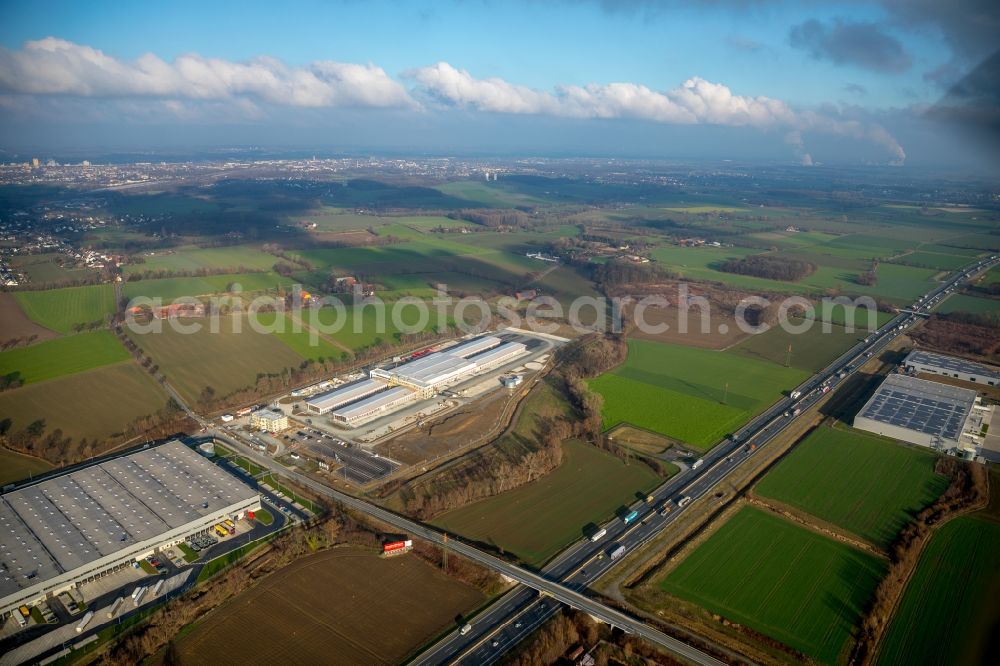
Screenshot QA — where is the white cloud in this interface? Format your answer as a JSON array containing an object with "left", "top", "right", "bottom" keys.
[
  {"left": 0, "top": 37, "right": 415, "bottom": 109},
  {"left": 0, "top": 39, "right": 907, "bottom": 165},
  {"left": 409, "top": 62, "right": 905, "bottom": 164}
]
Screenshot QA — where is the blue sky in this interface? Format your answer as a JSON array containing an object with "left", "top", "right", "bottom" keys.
[{"left": 0, "top": 1, "right": 995, "bottom": 166}]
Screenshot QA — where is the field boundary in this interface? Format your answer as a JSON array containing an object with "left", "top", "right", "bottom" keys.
[
  {"left": 745, "top": 495, "right": 885, "bottom": 557},
  {"left": 866, "top": 473, "right": 992, "bottom": 665}
]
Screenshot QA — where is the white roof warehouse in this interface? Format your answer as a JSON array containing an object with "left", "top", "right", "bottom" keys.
[{"left": 0, "top": 440, "right": 260, "bottom": 618}]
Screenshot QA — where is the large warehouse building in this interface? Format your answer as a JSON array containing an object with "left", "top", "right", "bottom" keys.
[
  {"left": 0, "top": 440, "right": 259, "bottom": 618},
  {"left": 303, "top": 335, "right": 528, "bottom": 427},
  {"left": 853, "top": 374, "right": 978, "bottom": 450},
  {"left": 305, "top": 378, "right": 388, "bottom": 415},
  {"left": 371, "top": 336, "right": 527, "bottom": 398},
  {"left": 330, "top": 387, "right": 416, "bottom": 425},
  {"left": 903, "top": 350, "right": 1000, "bottom": 387}
]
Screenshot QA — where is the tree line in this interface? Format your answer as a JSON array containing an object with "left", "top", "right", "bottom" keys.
[
  {"left": 447, "top": 208, "right": 532, "bottom": 228},
  {"left": 718, "top": 254, "right": 816, "bottom": 281}
]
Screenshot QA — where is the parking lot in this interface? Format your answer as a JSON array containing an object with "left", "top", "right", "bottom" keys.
[{"left": 281, "top": 427, "right": 398, "bottom": 484}]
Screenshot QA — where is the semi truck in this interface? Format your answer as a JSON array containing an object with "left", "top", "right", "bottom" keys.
[
  {"left": 620, "top": 509, "right": 639, "bottom": 524},
  {"left": 677, "top": 496, "right": 692, "bottom": 508},
  {"left": 460, "top": 623, "right": 472, "bottom": 635},
  {"left": 658, "top": 500, "right": 674, "bottom": 517},
  {"left": 75, "top": 611, "right": 94, "bottom": 633},
  {"left": 590, "top": 527, "right": 607, "bottom": 542},
  {"left": 133, "top": 586, "right": 147, "bottom": 607},
  {"left": 790, "top": 390, "right": 802, "bottom": 399},
  {"left": 107, "top": 596, "right": 124, "bottom": 619},
  {"left": 608, "top": 543, "right": 626, "bottom": 560},
  {"left": 152, "top": 579, "right": 165, "bottom": 597},
  {"left": 691, "top": 458, "right": 704, "bottom": 470}
]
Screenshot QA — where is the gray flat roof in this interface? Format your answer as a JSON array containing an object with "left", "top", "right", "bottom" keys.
[
  {"left": 905, "top": 350, "right": 1000, "bottom": 381},
  {"left": 468, "top": 341, "right": 527, "bottom": 367},
  {"left": 0, "top": 441, "right": 257, "bottom": 600},
  {"left": 333, "top": 386, "right": 414, "bottom": 419},
  {"left": 446, "top": 335, "right": 502, "bottom": 358},
  {"left": 857, "top": 374, "right": 976, "bottom": 442},
  {"left": 392, "top": 353, "right": 476, "bottom": 387},
  {"left": 305, "top": 379, "right": 387, "bottom": 411}
]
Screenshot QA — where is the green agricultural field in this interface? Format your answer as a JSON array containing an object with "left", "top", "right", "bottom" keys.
[
  {"left": 755, "top": 425, "right": 948, "bottom": 548},
  {"left": 660, "top": 506, "right": 887, "bottom": 663},
  {"left": 892, "top": 250, "right": 977, "bottom": 271},
  {"left": 648, "top": 243, "right": 939, "bottom": 303},
  {"left": 0, "top": 448, "right": 53, "bottom": 486},
  {"left": 799, "top": 302, "right": 894, "bottom": 329},
  {"left": 123, "top": 272, "right": 292, "bottom": 301},
  {"left": 9, "top": 253, "right": 102, "bottom": 285},
  {"left": 662, "top": 204, "right": 750, "bottom": 214},
  {"left": 936, "top": 293, "right": 1000, "bottom": 315},
  {"left": 0, "top": 363, "right": 170, "bottom": 443},
  {"left": 123, "top": 245, "right": 277, "bottom": 275},
  {"left": 436, "top": 180, "right": 547, "bottom": 207},
  {"left": 731, "top": 322, "right": 864, "bottom": 373},
  {"left": 304, "top": 302, "right": 448, "bottom": 351},
  {"left": 876, "top": 516, "right": 1000, "bottom": 666},
  {"left": 433, "top": 439, "right": 666, "bottom": 566},
  {"left": 14, "top": 284, "right": 116, "bottom": 333},
  {"left": 250, "top": 311, "right": 349, "bottom": 361},
  {"left": 127, "top": 316, "right": 305, "bottom": 404},
  {"left": 589, "top": 339, "right": 807, "bottom": 449},
  {"left": 0, "top": 330, "right": 128, "bottom": 385}
]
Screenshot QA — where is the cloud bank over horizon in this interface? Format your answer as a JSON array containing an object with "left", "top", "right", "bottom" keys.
[{"left": 0, "top": 37, "right": 905, "bottom": 164}]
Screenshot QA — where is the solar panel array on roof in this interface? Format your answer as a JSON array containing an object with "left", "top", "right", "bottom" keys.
[
  {"left": 857, "top": 374, "right": 976, "bottom": 442},
  {"left": 0, "top": 440, "right": 257, "bottom": 601},
  {"left": 905, "top": 350, "right": 1000, "bottom": 382}
]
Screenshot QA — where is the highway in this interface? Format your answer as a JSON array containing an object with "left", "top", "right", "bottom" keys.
[
  {"left": 412, "top": 253, "right": 999, "bottom": 666},
  {"left": 207, "top": 254, "right": 995, "bottom": 666}
]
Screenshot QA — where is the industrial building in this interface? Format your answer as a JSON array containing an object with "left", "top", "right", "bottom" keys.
[
  {"left": 853, "top": 374, "right": 978, "bottom": 450},
  {"left": 305, "top": 378, "right": 388, "bottom": 415},
  {"left": 371, "top": 336, "right": 527, "bottom": 398},
  {"left": 903, "top": 350, "right": 1000, "bottom": 387},
  {"left": 249, "top": 408, "right": 288, "bottom": 432},
  {"left": 330, "top": 387, "right": 417, "bottom": 425},
  {"left": 0, "top": 440, "right": 259, "bottom": 619},
  {"left": 303, "top": 336, "right": 528, "bottom": 427}
]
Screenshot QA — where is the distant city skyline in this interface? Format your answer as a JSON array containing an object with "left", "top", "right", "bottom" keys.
[{"left": 0, "top": 1, "right": 997, "bottom": 168}]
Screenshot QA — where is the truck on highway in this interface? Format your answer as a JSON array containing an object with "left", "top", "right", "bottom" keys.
[
  {"left": 75, "top": 611, "right": 94, "bottom": 633},
  {"left": 608, "top": 543, "right": 626, "bottom": 560},
  {"left": 645, "top": 494, "right": 655, "bottom": 504},
  {"left": 658, "top": 500, "right": 674, "bottom": 517},
  {"left": 619, "top": 508, "right": 639, "bottom": 524},
  {"left": 790, "top": 390, "right": 802, "bottom": 399},
  {"left": 460, "top": 623, "right": 472, "bottom": 636},
  {"left": 677, "top": 496, "right": 692, "bottom": 508},
  {"left": 691, "top": 458, "right": 704, "bottom": 470},
  {"left": 590, "top": 527, "right": 607, "bottom": 542}
]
